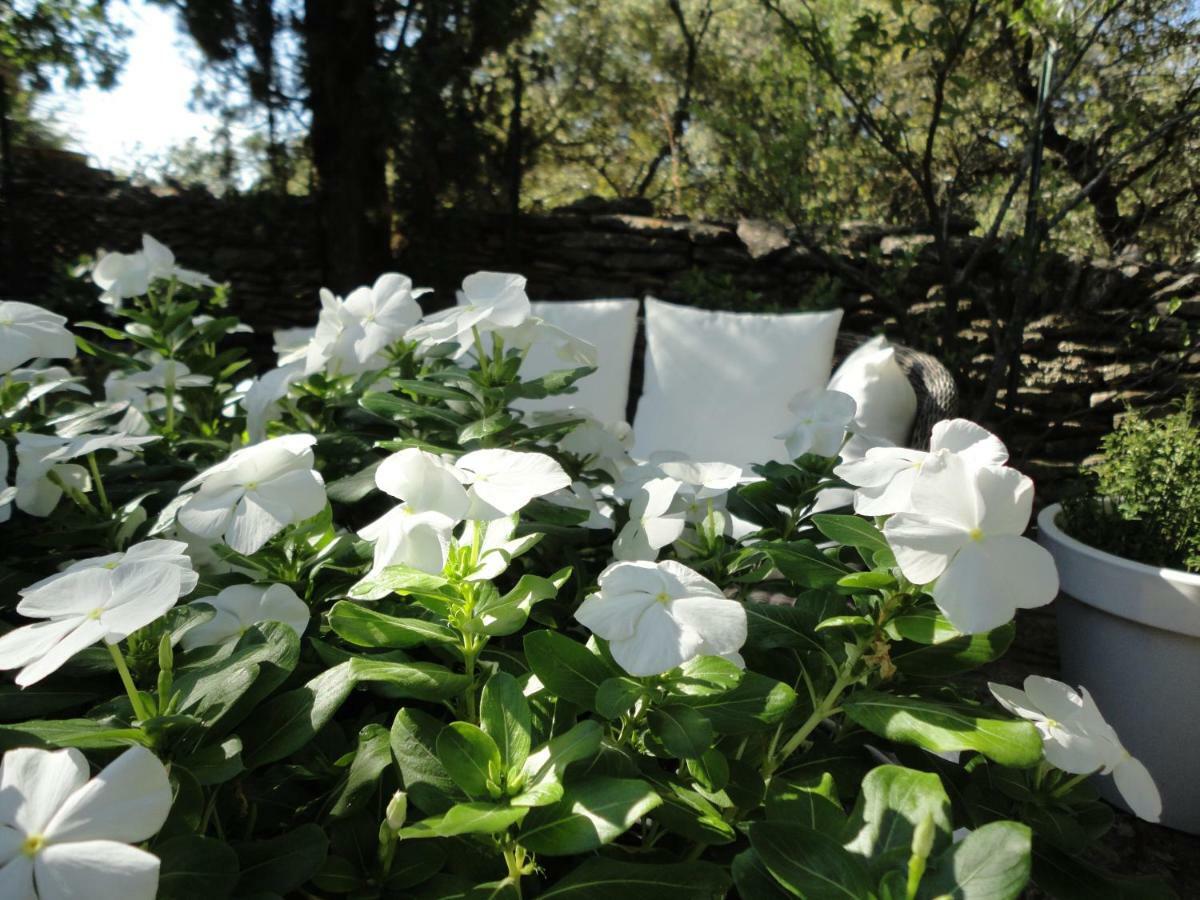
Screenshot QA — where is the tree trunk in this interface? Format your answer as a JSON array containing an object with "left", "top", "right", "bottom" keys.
[{"left": 302, "top": 0, "right": 391, "bottom": 292}]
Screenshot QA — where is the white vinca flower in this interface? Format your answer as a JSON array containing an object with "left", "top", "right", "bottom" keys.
[
  {"left": 408, "top": 271, "right": 531, "bottom": 358},
  {"left": 92, "top": 234, "right": 215, "bottom": 307},
  {"left": 181, "top": 582, "right": 310, "bottom": 650},
  {"left": 344, "top": 273, "right": 428, "bottom": 363},
  {"left": 556, "top": 414, "right": 634, "bottom": 480},
  {"left": 0, "top": 548, "right": 193, "bottom": 686},
  {"left": 355, "top": 506, "right": 457, "bottom": 598},
  {"left": 884, "top": 452, "right": 1058, "bottom": 633},
  {"left": 274, "top": 326, "right": 315, "bottom": 367},
  {"left": 242, "top": 364, "right": 304, "bottom": 443},
  {"left": 5, "top": 366, "right": 88, "bottom": 411},
  {"left": 575, "top": 559, "right": 747, "bottom": 676},
  {"left": 990, "top": 676, "right": 1161, "bottom": 822},
  {"left": 0, "top": 302, "right": 76, "bottom": 375},
  {"left": 177, "top": 434, "right": 326, "bottom": 554},
  {"left": 14, "top": 432, "right": 159, "bottom": 517},
  {"left": 613, "top": 477, "right": 686, "bottom": 562},
  {"left": 545, "top": 481, "right": 615, "bottom": 531},
  {"left": 376, "top": 448, "right": 471, "bottom": 521},
  {"left": 777, "top": 388, "right": 857, "bottom": 460},
  {"left": 29, "top": 539, "right": 201, "bottom": 597},
  {"left": 493, "top": 317, "right": 598, "bottom": 370},
  {"left": 0, "top": 745, "right": 171, "bottom": 899},
  {"left": 457, "top": 449, "right": 572, "bottom": 520},
  {"left": 835, "top": 418, "right": 1008, "bottom": 516}
]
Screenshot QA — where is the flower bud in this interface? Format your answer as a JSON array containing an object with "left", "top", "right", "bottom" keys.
[
  {"left": 385, "top": 791, "right": 407, "bottom": 830},
  {"left": 911, "top": 812, "right": 936, "bottom": 861}
]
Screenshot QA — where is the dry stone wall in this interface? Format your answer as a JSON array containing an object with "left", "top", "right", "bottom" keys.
[{"left": 4, "top": 153, "right": 1199, "bottom": 497}]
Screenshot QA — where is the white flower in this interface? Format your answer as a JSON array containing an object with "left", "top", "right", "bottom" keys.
[
  {"left": 354, "top": 505, "right": 456, "bottom": 598},
  {"left": 5, "top": 367, "right": 88, "bottom": 410},
  {"left": 545, "top": 481, "right": 615, "bottom": 531},
  {"left": 343, "top": 273, "right": 427, "bottom": 361},
  {"left": 29, "top": 539, "right": 200, "bottom": 597},
  {"left": 181, "top": 582, "right": 309, "bottom": 650},
  {"left": 777, "top": 389, "right": 857, "bottom": 459},
  {"left": 883, "top": 452, "right": 1058, "bottom": 633},
  {"left": 0, "top": 302, "right": 76, "bottom": 375},
  {"left": 305, "top": 274, "right": 426, "bottom": 376},
  {"left": 375, "top": 448, "right": 470, "bottom": 521},
  {"left": 0, "top": 745, "right": 171, "bottom": 899},
  {"left": 457, "top": 449, "right": 571, "bottom": 519},
  {"left": 177, "top": 434, "right": 326, "bottom": 554},
  {"left": 835, "top": 419, "right": 1008, "bottom": 516},
  {"left": 557, "top": 414, "right": 633, "bottom": 479},
  {"left": 493, "top": 317, "right": 597, "bottom": 369},
  {"left": 0, "top": 442, "right": 11, "bottom": 524},
  {"left": 408, "top": 272, "right": 531, "bottom": 358},
  {"left": 460, "top": 515, "right": 542, "bottom": 581},
  {"left": 989, "top": 676, "right": 1162, "bottom": 822},
  {"left": 658, "top": 459, "right": 742, "bottom": 506},
  {"left": 613, "top": 477, "right": 686, "bottom": 561},
  {"left": 92, "top": 234, "right": 215, "bottom": 306},
  {"left": 122, "top": 359, "right": 212, "bottom": 393},
  {"left": 575, "top": 559, "right": 747, "bottom": 676},
  {"left": 0, "top": 557, "right": 188, "bottom": 686},
  {"left": 242, "top": 364, "right": 303, "bottom": 443},
  {"left": 274, "top": 326, "right": 315, "bottom": 367},
  {"left": 13, "top": 432, "right": 157, "bottom": 518}
]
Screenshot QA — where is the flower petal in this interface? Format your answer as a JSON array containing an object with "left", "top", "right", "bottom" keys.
[
  {"left": 574, "top": 590, "right": 657, "bottom": 643},
  {"left": 0, "top": 747, "right": 88, "bottom": 835},
  {"left": 1112, "top": 755, "right": 1162, "bottom": 822},
  {"left": 931, "top": 535, "right": 1058, "bottom": 634},
  {"left": 99, "top": 562, "right": 183, "bottom": 641},
  {"left": 35, "top": 840, "right": 160, "bottom": 900},
  {"left": 0, "top": 854, "right": 33, "bottom": 900},
  {"left": 15, "top": 618, "right": 107, "bottom": 687},
  {"left": 608, "top": 603, "right": 698, "bottom": 676},
  {"left": 44, "top": 747, "right": 170, "bottom": 844},
  {"left": 931, "top": 419, "right": 1008, "bottom": 466},
  {"left": 667, "top": 596, "right": 747, "bottom": 656},
  {"left": 883, "top": 514, "right": 966, "bottom": 585}
]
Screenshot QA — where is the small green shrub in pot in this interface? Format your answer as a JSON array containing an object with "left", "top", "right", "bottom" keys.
[
  {"left": 1061, "top": 399, "right": 1200, "bottom": 571},
  {"left": 0, "top": 235, "right": 1174, "bottom": 898}
]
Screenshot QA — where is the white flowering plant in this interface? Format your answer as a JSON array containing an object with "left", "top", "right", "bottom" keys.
[{"left": 0, "top": 235, "right": 1169, "bottom": 899}]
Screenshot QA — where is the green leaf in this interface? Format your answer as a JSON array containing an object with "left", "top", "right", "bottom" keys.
[
  {"left": 892, "top": 622, "right": 1016, "bottom": 677},
  {"left": 361, "top": 391, "right": 469, "bottom": 426},
  {"left": 328, "top": 600, "right": 459, "bottom": 649},
  {"left": 920, "top": 821, "right": 1032, "bottom": 899},
  {"left": 677, "top": 671, "right": 796, "bottom": 734},
  {"left": 516, "top": 720, "right": 603, "bottom": 806},
  {"left": 843, "top": 765, "right": 952, "bottom": 879},
  {"left": 731, "top": 850, "right": 794, "bottom": 900},
  {"left": 438, "top": 722, "right": 502, "bottom": 800},
  {"left": 540, "top": 858, "right": 731, "bottom": 899},
  {"left": 0, "top": 718, "right": 151, "bottom": 751},
  {"left": 480, "top": 672, "right": 532, "bottom": 779},
  {"left": 331, "top": 724, "right": 392, "bottom": 817},
  {"left": 748, "top": 821, "right": 873, "bottom": 899},
  {"left": 156, "top": 835, "right": 239, "bottom": 900},
  {"left": 399, "top": 801, "right": 528, "bottom": 839},
  {"left": 476, "top": 569, "right": 570, "bottom": 636},
  {"left": 648, "top": 783, "right": 737, "bottom": 845},
  {"left": 459, "top": 413, "right": 516, "bottom": 443},
  {"left": 234, "top": 824, "right": 328, "bottom": 896},
  {"left": 669, "top": 655, "right": 745, "bottom": 696},
  {"left": 842, "top": 692, "right": 1043, "bottom": 767},
  {"left": 595, "top": 677, "right": 644, "bottom": 720},
  {"left": 647, "top": 704, "right": 714, "bottom": 759},
  {"left": 239, "top": 662, "right": 357, "bottom": 768},
  {"left": 173, "top": 622, "right": 300, "bottom": 734},
  {"left": 765, "top": 771, "right": 845, "bottom": 833},
  {"left": 519, "top": 777, "right": 662, "bottom": 855},
  {"left": 0, "top": 683, "right": 98, "bottom": 723},
  {"left": 391, "top": 708, "right": 456, "bottom": 815},
  {"left": 348, "top": 657, "right": 473, "bottom": 701},
  {"left": 812, "top": 514, "right": 891, "bottom": 555},
  {"left": 836, "top": 571, "right": 897, "bottom": 590},
  {"left": 175, "top": 737, "right": 243, "bottom": 786},
  {"left": 757, "top": 540, "right": 851, "bottom": 587},
  {"left": 510, "top": 366, "right": 595, "bottom": 400},
  {"left": 524, "top": 630, "right": 612, "bottom": 709},
  {"left": 390, "top": 378, "right": 476, "bottom": 402},
  {"left": 348, "top": 564, "right": 458, "bottom": 612}
]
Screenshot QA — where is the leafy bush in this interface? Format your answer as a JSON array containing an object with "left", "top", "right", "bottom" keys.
[
  {"left": 0, "top": 237, "right": 1168, "bottom": 899},
  {"left": 1061, "top": 399, "right": 1200, "bottom": 572}
]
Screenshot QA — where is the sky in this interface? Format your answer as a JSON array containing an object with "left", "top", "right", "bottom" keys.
[{"left": 38, "top": 0, "right": 219, "bottom": 173}]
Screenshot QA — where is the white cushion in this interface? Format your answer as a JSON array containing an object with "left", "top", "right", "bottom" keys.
[
  {"left": 455, "top": 293, "right": 639, "bottom": 423},
  {"left": 827, "top": 334, "right": 917, "bottom": 447},
  {"left": 633, "top": 298, "right": 843, "bottom": 465}
]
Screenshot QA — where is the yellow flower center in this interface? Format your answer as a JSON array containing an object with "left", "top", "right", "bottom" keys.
[
  {"left": 22, "top": 834, "right": 46, "bottom": 856},
  {"left": 968, "top": 528, "right": 984, "bottom": 542},
  {"left": 88, "top": 607, "right": 104, "bottom": 620},
  {"left": 655, "top": 591, "right": 671, "bottom": 605}
]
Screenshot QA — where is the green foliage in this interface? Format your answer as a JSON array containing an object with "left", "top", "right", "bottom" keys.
[{"left": 1061, "top": 399, "right": 1200, "bottom": 571}]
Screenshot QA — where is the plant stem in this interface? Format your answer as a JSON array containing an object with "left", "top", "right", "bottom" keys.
[
  {"left": 1050, "top": 770, "right": 1095, "bottom": 798},
  {"left": 86, "top": 453, "right": 112, "bottom": 516},
  {"left": 107, "top": 642, "right": 152, "bottom": 722},
  {"left": 768, "top": 650, "right": 862, "bottom": 775},
  {"left": 503, "top": 843, "right": 525, "bottom": 897}
]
